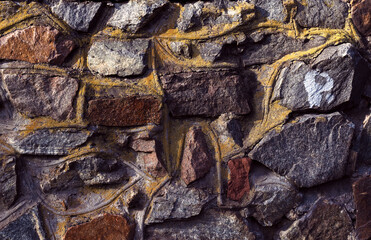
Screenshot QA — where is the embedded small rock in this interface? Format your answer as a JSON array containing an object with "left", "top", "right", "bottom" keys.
[
  {"left": 251, "top": 0, "right": 286, "bottom": 22},
  {"left": 177, "top": 1, "right": 204, "bottom": 32},
  {"left": 169, "top": 41, "right": 192, "bottom": 58},
  {"left": 130, "top": 139, "right": 156, "bottom": 153},
  {"left": 353, "top": 176, "right": 371, "bottom": 240},
  {"left": 137, "top": 152, "right": 167, "bottom": 178},
  {"left": 199, "top": 42, "right": 223, "bottom": 62},
  {"left": 227, "top": 157, "right": 251, "bottom": 201},
  {"left": 0, "top": 156, "right": 16, "bottom": 211}
]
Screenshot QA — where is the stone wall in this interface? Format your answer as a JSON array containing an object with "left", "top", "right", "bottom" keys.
[{"left": 0, "top": 0, "right": 370, "bottom": 239}]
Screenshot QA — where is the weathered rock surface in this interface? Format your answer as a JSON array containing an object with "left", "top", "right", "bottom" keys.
[
  {"left": 249, "top": 0, "right": 286, "bottom": 22},
  {"left": 50, "top": 0, "right": 102, "bottom": 32},
  {"left": 227, "top": 157, "right": 251, "bottom": 201},
  {"left": 107, "top": 0, "right": 168, "bottom": 33},
  {"left": 242, "top": 33, "right": 326, "bottom": 66},
  {"left": 181, "top": 126, "right": 213, "bottom": 185},
  {"left": 0, "top": 26, "right": 75, "bottom": 65},
  {"left": 295, "top": 0, "right": 349, "bottom": 29},
  {"left": 137, "top": 152, "right": 167, "bottom": 178},
  {"left": 8, "top": 128, "right": 91, "bottom": 155},
  {"left": 274, "top": 44, "right": 368, "bottom": 111},
  {"left": 87, "top": 96, "right": 162, "bottom": 127},
  {"left": 353, "top": 176, "right": 371, "bottom": 240},
  {"left": 249, "top": 113, "right": 354, "bottom": 187},
  {"left": 0, "top": 1, "right": 20, "bottom": 19},
  {"left": 3, "top": 73, "right": 78, "bottom": 121},
  {"left": 352, "top": 0, "right": 371, "bottom": 36},
  {"left": 161, "top": 71, "right": 250, "bottom": 117},
  {"left": 87, "top": 39, "right": 149, "bottom": 77},
  {"left": 244, "top": 164, "right": 299, "bottom": 227},
  {"left": 279, "top": 199, "right": 353, "bottom": 240},
  {"left": 0, "top": 206, "right": 46, "bottom": 240},
  {"left": 145, "top": 182, "right": 210, "bottom": 224},
  {"left": 169, "top": 41, "right": 192, "bottom": 59},
  {"left": 199, "top": 42, "right": 223, "bottom": 62},
  {"left": 130, "top": 139, "right": 156, "bottom": 153},
  {"left": 359, "top": 114, "right": 371, "bottom": 164},
  {"left": 146, "top": 209, "right": 256, "bottom": 240},
  {"left": 65, "top": 214, "right": 135, "bottom": 240},
  {"left": 177, "top": 1, "right": 204, "bottom": 32},
  {"left": 0, "top": 156, "right": 16, "bottom": 211}
]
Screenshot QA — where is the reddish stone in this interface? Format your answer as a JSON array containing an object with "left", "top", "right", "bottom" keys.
[
  {"left": 130, "top": 139, "right": 156, "bottom": 152},
  {"left": 227, "top": 157, "right": 252, "bottom": 201},
  {"left": 64, "top": 214, "right": 135, "bottom": 240},
  {"left": 0, "top": 26, "right": 75, "bottom": 65},
  {"left": 87, "top": 96, "right": 162, "bottom": 127},
  {"left": 181, "top": 126, "right": 213, "bottom": 185},
  {"left": 352, "top": 0, "right": 371, "bottom": 36},
  {"left": 137, "top": 152, "right": 167, "bottom": 178},
  {"left": 353, "top": 175, "right": 371, "bottom": 240}
]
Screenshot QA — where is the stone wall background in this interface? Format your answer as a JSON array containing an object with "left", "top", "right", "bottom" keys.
[{"left": 0, "top": 0, "right": 370, "bottom": 239}]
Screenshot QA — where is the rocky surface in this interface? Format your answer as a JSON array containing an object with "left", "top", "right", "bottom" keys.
[
  {"left": 0, "top": 26, "right": 75, "bottom": 65},
  {"left": 249, "top": 113, "right": 354, "bottom": 187},
  {"left": 87, "top": 96, "right": 162, "bottom": 127},
  {"left": 227, "top": 157, "right": 251, "bottom": 201},
  {"left": 353, "top": 176, "right": 371, "bottom": 240},
  {"left": 352, "top": 0, "right": 371, "bottom": 36},
  {"left": 65, "top": 214, "right": 135, "bottom": 240},
  {"left": 137, "top": 151, "right": 167, "bottom": 178},
  {"left": 181, "top": 126, "right": 213, "bottom": 185},
  {"left": 161, "top": 71, "right": 250, "bottom": 117},
  {"left": 0, "top": 156, "right": 16, "bottom": 211},
  {"left": 250, "top": 0, "right": 286, "bottom": 22},
  {"left": 87, "top": 39, "right": 149, "bottom": 77},
  {"left": 359, "top": 114, "right": 371, "bottom": 164},
  {"left": 3, "top": 73, "right": 78, "bottom": 121},
  {"left": 50, "top": 0, "right": 102, "bottom": 32}
]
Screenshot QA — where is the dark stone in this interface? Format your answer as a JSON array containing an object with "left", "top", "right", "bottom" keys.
[
  {"left": 359, "top": 114, "right": 371, "bottom": 164},
  {"left": 249, "top": 113, "right": 354, "bottom": 188},
  {"left": 160, "top": 71, "right": 250, "bottom": 117},
  {"left": 87, "top": 96, "right": 162, "bottom": 127},
  {"left": 352, "top": 0, "right": 371, "bottom": 36},
  {"left": 227, "top": 157, "right": 251, "bottom": 201},
  {"left": 0, "top": 156, "right": 16, "bottom": 211},
  {"left": 353, "top": 176, "right": 371, "bottom": 240}
]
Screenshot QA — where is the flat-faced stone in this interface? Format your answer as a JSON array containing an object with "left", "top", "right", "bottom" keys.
[
  {"left": 0, "top": 26, "right": 75, "bottom": 65},
  {"left": 107, "top": 0, "right": 168, "bottom": 33},
  {"left": 65, "top": 214, "right": 135, "bottom": 240},
  {"left": 227, "top": 157, "right": 251, "bottom": 201},
  {"left": 3, "top": 73, "right": 78, "bottom": 121},
  {"left": 352, "top": 0, "right": 371, "bottom": 36},
  {"left": 161, "top": 71, "right": 250, "bottom": 117},
  {"left": 50, "top": 0, "right": 102, "bottom": 32},
  {"left": 8, "top": 128, "right": 91, "bottom": 155},
  {"left": 353, "top": 176, "right": 371, "bottom": 240},
  {"left": 87, "top": 39, "right": 149, "bottom": 77},
  {"left": 87, "top": 96, "right": 162, "bottom": 127},
  {"left": 0, "top": 156, "right": 16, "bottom": 211},
  {"left": 130, "top": 139, "right": 156, "bottom": 152},
  {"left": 181, "top": 126, "right": 213, "bottom": 185},
  {"left": 249, "top": 113, "right": 354, "bottom": 188}
]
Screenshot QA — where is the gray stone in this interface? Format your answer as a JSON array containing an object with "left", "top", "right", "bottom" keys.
[
  {"left": 199, "top": 42, "right": 223, "bottom": 62},
  {"left": 246, "top": 0, "right": 286, "bottom": 22},
  {"left": 296, "top": 0, "right": 349, "bottom": 29},
  {"left": 160, "top": 70, "right": 250, "bottom": 117},
  {"left": 273, "top": 43, "right": 368, "bottom": 111},
  {"left": 279, "top": 199, "right": 354, "bottom": 240},
  {"left": 169, "top": 41, "right": 192, "bottom": 59},
  {"left": 50, "top": 0, "right": 102, "bottom": 32},
  {"left": 146, "top": 209, "right": 256, "bottom": 240},
  {"left": 244, "top": 165, "right": 300, "bottom": 227},
  {"left": 359, "top": 114, "right": 371, "bottom": 164},
  {"left": 249, "top": 113, "right": 354, "bottom": 188},
  {"left": 87, "top": 39, "right": 149, "bottom": 77},
  {"left": 8, "top": 128, "right": 91, "bottom": 155},
  {"left": 0, "top": 156, "right": 16, "bottom": 211},
  {"left": 242, "top": 33, "right": 326, "bottom": 66},
  {"left": 177, "top": 1, "right": 204, "bottom": 32},
  {"left": 107, "top": 0, "right": 168, "bottom": 33},
  {"left": 0, "top": 206, "right": 46, "bottom": 240},
  {"left": 145, "top": 182, "right": 210, "bottom": 224},
  {"left": 3, "top": 73, "right": 78, "bottom": 121}
]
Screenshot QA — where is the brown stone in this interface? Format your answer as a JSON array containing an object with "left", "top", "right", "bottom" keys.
[
  {"left": 352, "top": 0, "right": 371, "bottom": 36},
  {"left": 137, "top": 152, "right": 167, "bottom": 178},
  {"left": 130, "top": 139, "right": 156, "bottom": 152},
  {"left": 353, "top": 175, "right": 371, "bottom": 240},
  {"left": 181, "top": 126, "right": 213, "bottom": 185},
  {"left": 0, "top": 26, "right": 75, "bottom": 65},
  {"left": 87, "top": 96, "right": 162, "bottom": 127},
  {"left": 227, "top": 157, "right": 252, "bottom": 201},
  {"left": 64, "top": 214, "right": 135, "bottom": 240}
]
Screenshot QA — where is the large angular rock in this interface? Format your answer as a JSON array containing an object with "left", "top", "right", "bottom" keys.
[
  {"left": 249, "top": 113, "right": 354, "bottom": 188},
  {"left": 3, "top": 73, "right": 78, "bottom": 121},
  {"left": 243, "top": 165, "right": 300, "bottom": 227},
  {"left": 65, "top": 214, "right": 135, "bottom": 240},
  {"left": 295, "top": 0, "right": 348, "bottom": 29},
  {"left": 353, "top": 176, "right": 371, "bottom": 240},
  {"left": 107, "top": 0, "right": 168, "bottom": 33},
  {"left": 50, "top": 0, "right": 102, "bottom": 32},
  {"left": 87, "top": 39, "right": 149, "bottom": 77},
  {"left": 145, "top": 182, "right": 210, "bottom": 224},
  {"left": 0, "top": 206, "right": 46, "bottom": 240},
  {"left": 0, "top": 26, "right": 75, "bottom": 65},
  {"left": 87, "top": 96, "right": 162, "bottom": 127},
  {"left": 352, "top": 0, "right": 371, "bottom": 36},
  {"left": 8, "top": 128, "right": 91, "bottom": 155},
  {"left": 279, "top": 199, "right": 353, "bottom": 240},
  {"left": 227, "top": 157, "right": 251, "bottom": 201},
  {"left": 160, "top": 71, "right": 250, "bottom": 117},
  {"left": 146, "top": 209, "right": 256, "bottom": 240},
  {"left": 181, "top": 126, "right": 213, "bottom": 185},
  {"left": 0, "top": 156, "right": 16, "bottom": 211}
]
